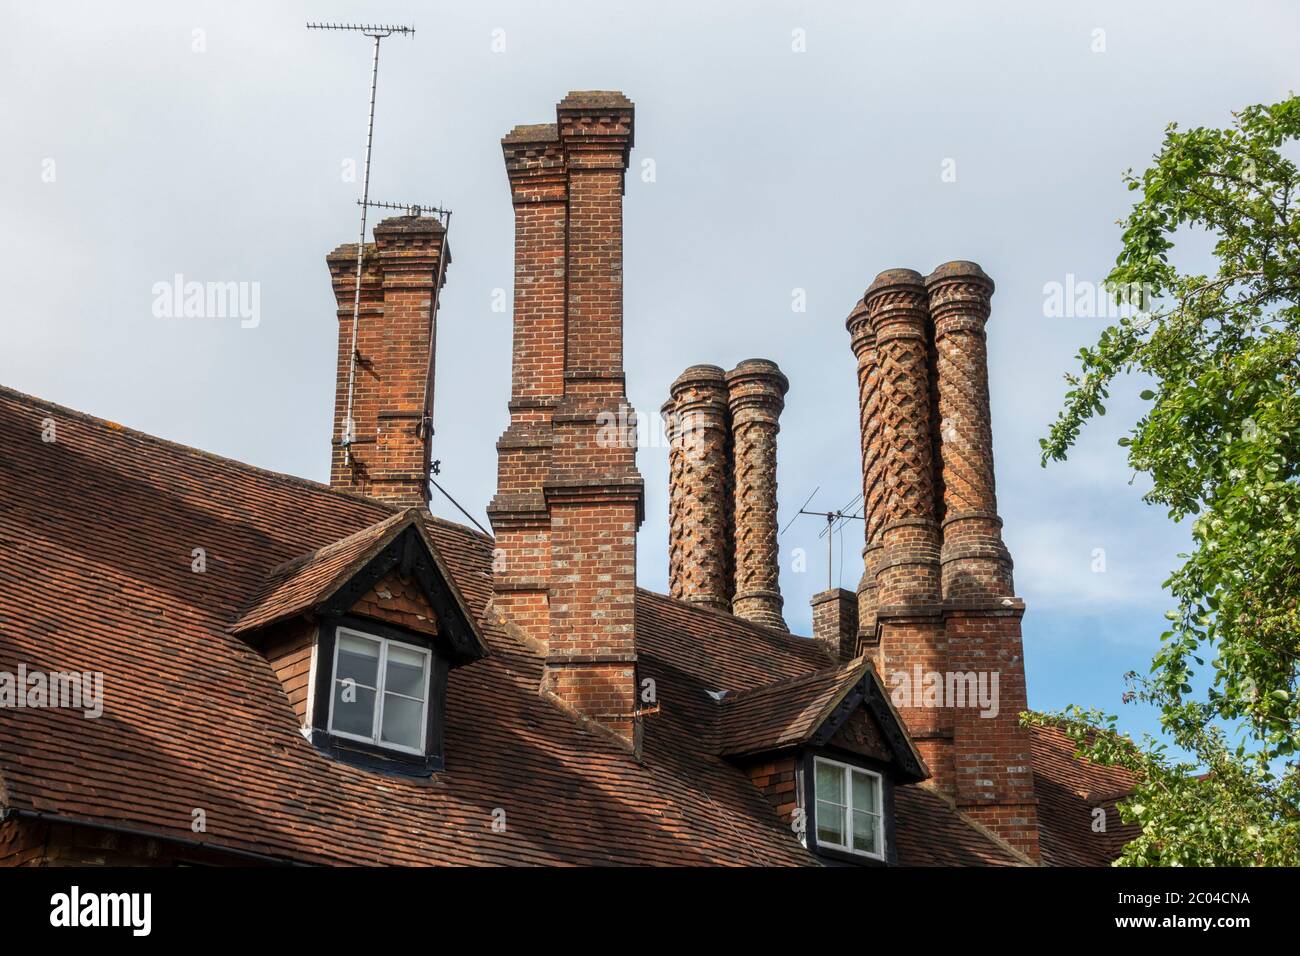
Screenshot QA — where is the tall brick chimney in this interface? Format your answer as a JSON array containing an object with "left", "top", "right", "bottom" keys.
[
  {"left": 726, "top": 359, "right": 789, "bottom": 631},
  {"left": 846, "top": 295, "right": 883, "bottom": 648},
  {"left": 490, "top": 93, "right": 644, "bottom": 746},
  {"left": 926, "top": 261, "right": 1037, "bottom": 859},
  {"left": 487, "top": 124, "right": 568, "bottom": 642},
  {"left": 846, "top": 263, "right": 1039, "bottom": 860},
  {"left": 327, "top": 216, "right": 448, "bottom": 505},
  {"left": 661, "top": 359, "right": 788, "bottom": 630},
  {"left": 663, "top": 365, "right": 733, "bottom": 613}
]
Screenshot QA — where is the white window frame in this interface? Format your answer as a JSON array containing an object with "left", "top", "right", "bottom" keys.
[
  {"left": 812, "top": 756, "right": 885, "bottom": 861},
  {"left": 326, "top": 626, "right": 432, "bottom": 756}
]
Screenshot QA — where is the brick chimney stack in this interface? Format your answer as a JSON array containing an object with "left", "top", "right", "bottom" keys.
[
  {"left": 326, "top": 216, "right": 448, "bottom": 505},
  {"left": 726, "top": 359, "right": 789, "bottom": 631},
  {"left": 846, "top": 295, "right": 883, "bottom": 649},
  {"left": 663, "top": 365, "right": 733, "bottom": 613},
  {"left": 490, "top": 92, "right": 643, "bottom": 747},
  {"left": 926, "top": 261, "right": 1037, "bottom": 859},
  {"left": 487, "top": 124, "right": 568, "bottom": 641},
  {"left": 811, "top": 588, "right": 858, "bottom": 662},
  {"left": 926, "top": 262, "right": 1014, "bottom": 599},
  {"left": 859, "top": 268, "right": 953, "bottom": 796},
  {"left": 846, "top": 263, "right": 1039, "bottom": 860}
]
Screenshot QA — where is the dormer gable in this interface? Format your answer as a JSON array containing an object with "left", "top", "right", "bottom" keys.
[
  {"left": 713, "top": 658, "right": 928, "bottom": 865},
  {"left": 231, "top": 508, "right": 488, "bottom": 774}
]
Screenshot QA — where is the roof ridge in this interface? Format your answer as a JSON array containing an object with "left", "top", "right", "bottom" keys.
[
  {"left": 263, "top": 510, "right": 412, "bottom": 578},
  {"left": 719, "top": 657, "right": 868, "bottom": 703},
  {"left": 1, "top": 382, "right": 501, "bottom": 549},
  {"left": 0, "top": 382, "right": 398, "bottom": 514},
  {"left": 634, "top": 588, "right": 827, "bottom": 656}
]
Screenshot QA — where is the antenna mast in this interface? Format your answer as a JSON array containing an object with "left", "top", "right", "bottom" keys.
[
  {"left": 307, "top": 21, "right": 415, "bottom": 465},
  {"left": 787, "top": 491, "right": 864, "bottom": 590}
]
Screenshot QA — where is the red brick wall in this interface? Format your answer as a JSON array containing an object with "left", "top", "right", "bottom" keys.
[
  {"left": 811, "top": 588, "right": 858, "bottom": 662},
  {"left": 745, "top": 755, "right": 801, "bottom": 832}
]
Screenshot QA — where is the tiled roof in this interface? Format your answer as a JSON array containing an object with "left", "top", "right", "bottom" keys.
[
  {"left": 0, "top": 383, "right": 1106, "bottom": 866},
  {"left": 713, "top": 659, "right": 871, "bottom": 756},
  {"left": 230, "top": 511, "right": 412, "bottom": 633},
  {"left": 1030, "top": 724, "right": 1140, "bottom": 866}
]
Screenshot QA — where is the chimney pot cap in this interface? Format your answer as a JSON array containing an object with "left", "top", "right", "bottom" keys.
[
  {"left": 865, "top": 268, "right": 926, "bottom": 298},
  {"left": 557, "top": 90, "right": 634, "bottom": 111},
  {"left": 669, "top": 363, "right": 728, "bottom": 394},
  {"left": 725, "top": 358, "right": 789, "bottom": 394},
  {"left": 502, "top": 123, "right": 559, "bottom": 145},
  {"left": 373, "top": 215, "right": 446, "bottom": 234},
  {"left": 926, "top": 260, "right": 994, "bottom": 292}
]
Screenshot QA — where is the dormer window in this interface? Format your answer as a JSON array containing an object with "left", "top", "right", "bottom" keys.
[
  {"left": 308, "top": 616, "right": 450, "bottom": 774},
  {"left": 231, "top": 510, "right": 491, "bottom": 777},
  {"left": 328, "top": 627, "right": 432, "bottom": 755},
  {"left": 813, "top": 756, "right": 884, "bottom": 860}
]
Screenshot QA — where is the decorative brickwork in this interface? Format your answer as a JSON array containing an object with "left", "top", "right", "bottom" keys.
[
  {"left": 926, "top": 261, "right": 1014, "bottom": 602},
  {"left": 726, "top": 359, "right": 789, "bottom": 631},
  {"left": 926, "top": 261, "right": 1036, "bottom": 860},
  {"left": 848, "top": 262, "right": 1039, "bottom": 859},
  {"left": 846, "top": 295, "right": 883, "bottom": 639},
  {"left": 663, "top": 365, "right": 733, "bottom": 612},
  {"left": 326, "top": 216, "right": 448, "bottom": 505},
  {"left": 863, "top": 270, "right": 942, "bottom": 610}
]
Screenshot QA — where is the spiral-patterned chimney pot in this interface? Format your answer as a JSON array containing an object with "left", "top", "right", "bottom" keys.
[
  {"left": 664, "top": 364, "right": 733, "bottom": 613},
  {"left": 726, "top": 359, "right": 789, "bottom": 631},
  {"left": 925, "top": 261, "right": 1014, "bottom": 602}
]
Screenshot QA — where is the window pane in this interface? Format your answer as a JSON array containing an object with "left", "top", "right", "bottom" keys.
[
  {"left": 336, "top": 634, "right": 379, "bottom": 687},
  {"left": 385, "top": 644, "right": 428, "bottom": 699},
  {"left": 380, "top": 693, "right": 424, "bottom": 750},
  {"left": 331, "top": 682, "right": 376, "bottom": 738},
  {"left": 851, "top": 770, "right": 879, "bottom": 813},
  {"left": 852, "top": 810, "right": 880, "bottom": 855},
  {"left": 816, "top": 800, "right": 845, "bottom": 846},
  {"left": 815, "top": 761, "right": 843, "bottom": 803}
]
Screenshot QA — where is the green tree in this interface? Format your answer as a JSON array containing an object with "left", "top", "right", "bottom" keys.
[{"left": 1031, "top": 95, "right": 1300, "bottom": 865}]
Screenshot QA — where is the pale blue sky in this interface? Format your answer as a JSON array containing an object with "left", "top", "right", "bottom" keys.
[{"left": 3, "top": 0, "right": 1297, "bottom": 745}]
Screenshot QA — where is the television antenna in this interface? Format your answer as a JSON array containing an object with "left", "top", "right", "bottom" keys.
[
  {"left": 786, "top": 490, "right": 863, "bottom": 590},
  {"left": 307, "top": 21, "right": 427, "bottom": 466}
]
